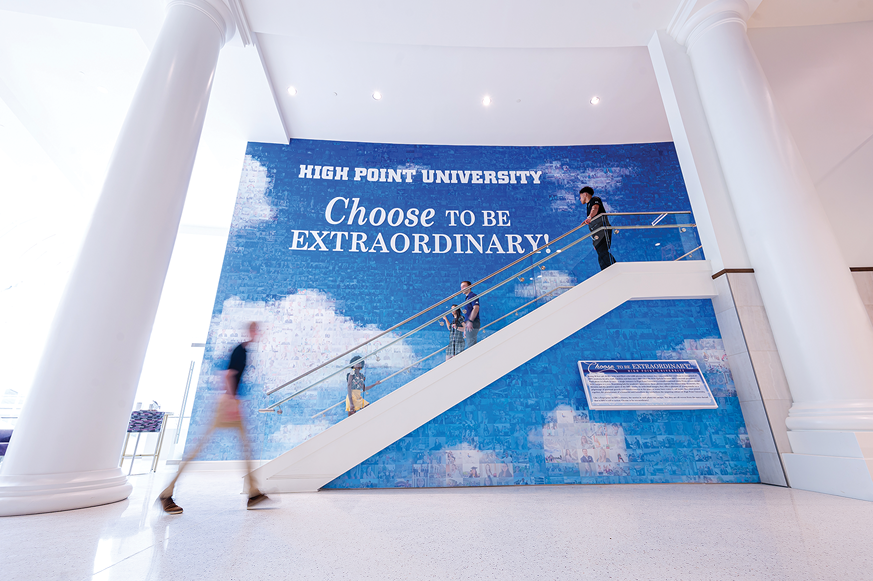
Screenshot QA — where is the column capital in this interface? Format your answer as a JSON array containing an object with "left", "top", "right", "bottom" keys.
[
  {"left": 166, "top": 0, "right": 237, "bottom": 47},
  {"left": 668, "top": 0, "right": 755, "bottom": 51}
]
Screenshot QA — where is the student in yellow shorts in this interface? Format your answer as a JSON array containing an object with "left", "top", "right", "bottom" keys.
[{"left": 346, "top": 355, "right": 370, "bottom": 416}]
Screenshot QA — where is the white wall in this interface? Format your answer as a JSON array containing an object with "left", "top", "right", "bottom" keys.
[
  {"left": 132, "top": 230, "right": 227, "bottom": 416},
  {"left": 0, "top": 97, "right": 89, "bottom": 413},
  {"left": 749, "top": 21, "right": 873, "bottom": 268}
]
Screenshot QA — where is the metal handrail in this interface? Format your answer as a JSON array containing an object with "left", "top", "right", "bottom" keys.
[
  {"left": 260, "top": 216, "right": 697, "bottom": 411},
  {"left": 264, "top": 210, "right": 693, "bottom": 397},
  {"left": 307, "top": 285, "right": 579, "bottom": 419},
  {"left": 265, "top": 232, "right": 607, "bottom": 410},
  {"left": 674, "top": 245, "right": 703, "bottom": 261}
]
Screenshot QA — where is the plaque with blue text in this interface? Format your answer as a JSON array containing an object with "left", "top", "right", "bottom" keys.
[{"left": 578, "top": 360, "right": 718, "bottom": 410}]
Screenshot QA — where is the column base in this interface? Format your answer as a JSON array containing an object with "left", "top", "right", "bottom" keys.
[
  {"left": 0, "top": 468, "right": 132, "bottom": 517},
  {"left": 786, "top": 400, "right": 873, "bottom": 431},
  {"left": 782, "top": 430, "right": 873, "bottom": 502}
]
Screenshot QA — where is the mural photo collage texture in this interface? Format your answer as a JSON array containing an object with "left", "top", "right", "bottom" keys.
[{"left": 184, "top": 138, "right": 759, "bottom": 489}]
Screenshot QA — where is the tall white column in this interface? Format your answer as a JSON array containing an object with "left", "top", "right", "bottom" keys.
[
  {"left": 647, "top": 29, "right": 751, "bottom": 274},
  {"left": 0, "top": 0, "right": 235, "bottom": 516},
  {"left": 673, "top": 0, "right": 873, "bottom": 499}
]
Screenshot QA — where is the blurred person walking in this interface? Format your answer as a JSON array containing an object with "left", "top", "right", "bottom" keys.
[{"left": 158, "top": 322, "right": 268, "bottom": 514}]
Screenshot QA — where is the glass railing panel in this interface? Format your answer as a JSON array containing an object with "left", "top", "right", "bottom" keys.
[{"left": 255, "top": 213, "right": 702, "bottom": 461}]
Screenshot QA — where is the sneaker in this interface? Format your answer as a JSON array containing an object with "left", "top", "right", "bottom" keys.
[
  {"left": 160, "top": 496, "right": 183, "bottom": 515},
  {"left": 246, "top": 493, "right": 269, "bottom": 509}
]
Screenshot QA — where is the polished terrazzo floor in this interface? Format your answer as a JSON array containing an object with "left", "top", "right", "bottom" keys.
[{"left": 2, "top": 468, "right": 873, "bottom": 581}]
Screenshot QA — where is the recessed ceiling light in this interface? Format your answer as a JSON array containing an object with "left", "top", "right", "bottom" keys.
[
  {"left": 373, "top": 91, "right": 382, "bottom": 100},
  {"left": 96, "top": 87, "right": 108, "bottom": 94},
  {"left": 287, "top": 86, "right": 297, "bottom": 96},
  {"left": 590, "top": 96, "right": 601, "bottom": 105},
  {"left": 655, "top": 243, "right": 661, "bottom": 246},
  {"left": 482, "top": 96, "right": 492, "bottom": 106}
]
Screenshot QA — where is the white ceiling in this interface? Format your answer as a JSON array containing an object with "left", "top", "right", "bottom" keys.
[
  {"left": 261, "top": 35, "right": 671, "bottom": 146},
  {"left": 1, "top": 0, "right": 869, "bottom": 173},
  {"left": 245, "top": 0, "right": 681, "bottom": 49},
  {"left": 0, "top": 9, "right": 150, "bottom": 196},
  {"left": 247, "top": 0, "right": 690, "bottom": 146}
]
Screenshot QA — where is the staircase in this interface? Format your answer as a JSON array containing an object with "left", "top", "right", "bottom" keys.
[{"left": 250, "top": 260, "right": 717, "bottom": 492}]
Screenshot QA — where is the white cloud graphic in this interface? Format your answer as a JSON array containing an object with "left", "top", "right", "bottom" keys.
[
  {"left": 231, "top": 156, "right": 277, "bottom": 228},
  {"left": 203, "top": 289, "right": 420, "bottom": 397},
  {"left": 397, "top": 162, "right": 431, "bottom": 174},
  {"left": 542, "top": 405, "right": 629, "bottom": 470},
  {"left": 515, "top": 269, "right": 576, "bottom": 299},
  {"left": 412, "top": 405, "right": 630, "bottom": 487},
  {"left": 535, "top": 161, "right": 634, "bottom": 212},
  {"left": 658, "top": 338, "right": 737, "bottom": 399}
]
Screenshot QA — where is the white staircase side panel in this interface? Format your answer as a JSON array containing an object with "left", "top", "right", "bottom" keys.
[{"left": 251, "top": 260, "right": 717, "bottom": 492}]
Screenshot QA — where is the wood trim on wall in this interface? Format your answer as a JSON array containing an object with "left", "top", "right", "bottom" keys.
[
  {"left": 712, "top": 268, "right": 755, "bottom": 280},
  {"left": 713, "top": 267, "right": 871, "bottom": 278}
]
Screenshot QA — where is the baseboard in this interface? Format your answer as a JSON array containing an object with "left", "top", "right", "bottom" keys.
[{"left": 782, "top": 453, "right": 873, "bottom": 501}]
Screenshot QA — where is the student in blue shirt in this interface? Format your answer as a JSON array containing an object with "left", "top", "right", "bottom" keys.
[{"left": 460, "top": 280, "right": 480, "bottom": 348}]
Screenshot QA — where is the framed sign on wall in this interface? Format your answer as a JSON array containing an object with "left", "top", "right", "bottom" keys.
[{"left": 578, "top": 360, "right": 718, "bottom": 410}]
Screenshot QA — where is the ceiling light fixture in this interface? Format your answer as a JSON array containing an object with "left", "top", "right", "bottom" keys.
[
  {"left": 287, "top": 86, "right": 297, "bottom": 96},
  {"left": 373, "top": 91, "right": 382, "bottom": 100},
  {"left": 482, "top": 96, "right": 492, "bottom": 106},
  {"left": 590, "top": 96, "right": 601, "bottom": 105}
]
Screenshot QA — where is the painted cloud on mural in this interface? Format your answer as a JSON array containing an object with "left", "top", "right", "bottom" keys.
[
  {"left": 542, "top": 405, "right": 629, "bottom": 472},
  {"left": 203, "top": 289, "right": 420, "bottom": 395},
  {"left": 537, "top": 161, "right": 635, "bottom": 213},
  {"left": 189, "top": 289, "right": 423, "bottom": 458},
  {"left": 231, "top": 155, "right": 277, "bottom": 228},
  {"left": 514, "top": 269, "right": 576, "bottom": 300}
]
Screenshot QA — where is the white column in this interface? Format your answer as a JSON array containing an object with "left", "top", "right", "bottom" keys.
[
  {"left": 0, "top": 0, "right": 235, "bottom": 516},
  {"left": 647, "top": 29, "right": 750, "bottom": 274},
  {"left": 673, "top": 0, "right": 873, "bottom": 499}
]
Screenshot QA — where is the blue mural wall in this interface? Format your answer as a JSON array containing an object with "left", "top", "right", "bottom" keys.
[
  {"left": 325, "top": 298, "right": 757, "bottom": 488},
  {"left": 185, "top": 137, "right": 756, "bottom": 487}
]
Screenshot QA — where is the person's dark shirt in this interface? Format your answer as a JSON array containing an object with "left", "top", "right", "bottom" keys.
[
  {"left": 586, "top": 196, "right": 611, "bottom": 233},
  {"left": 463, "top": 292, "right": 480, "bottom": 325},
  {"left": 581, "top": 455, "right": 594, "bottom": 462},
  {"left": 227, "top": 343, "right": 248, "bottom": 397}
]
